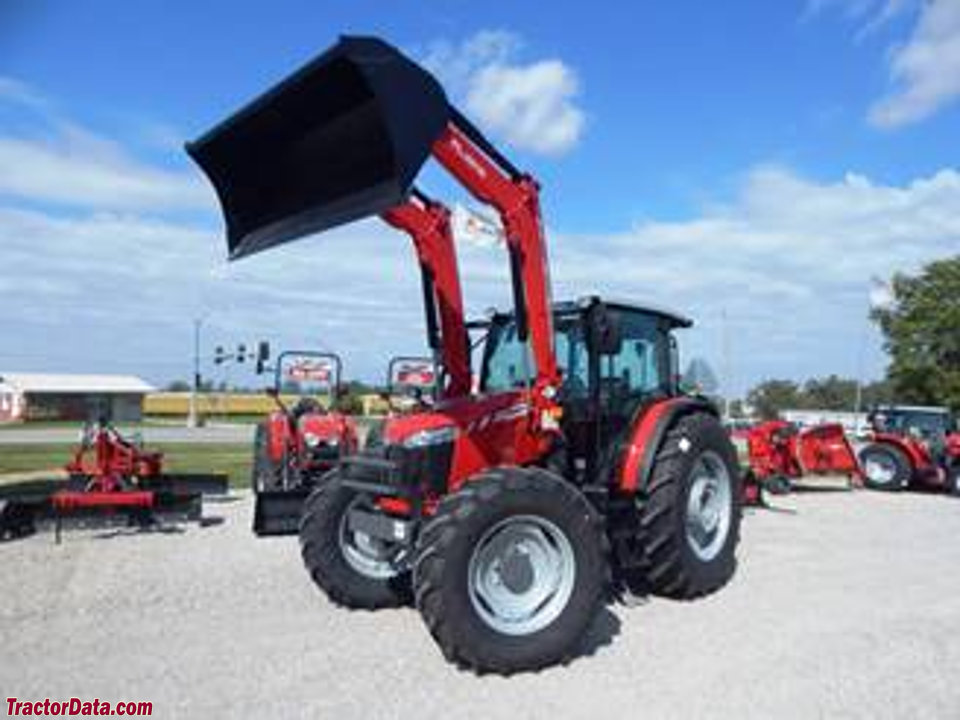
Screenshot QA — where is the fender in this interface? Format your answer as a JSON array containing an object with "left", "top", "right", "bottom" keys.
[
  {"left": 617, "top": 396, "right": 719, "bottom": 494},
  {"left": 266, "top": 411, "right": 291, "bottom": 463},
  {"left": 870, "top": 432, "right": 929, "bottom": 472}
]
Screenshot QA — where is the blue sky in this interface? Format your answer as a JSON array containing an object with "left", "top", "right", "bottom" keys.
[{"left": 0, "top": 0, "right": 957, "bottom": 395}]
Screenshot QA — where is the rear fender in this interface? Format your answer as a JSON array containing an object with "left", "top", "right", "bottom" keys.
[
  {"left": 617, "top": 396, "right": 720, "bottom": 494},
  {"left": 871, "top": 432, "right": 928, "bottom": 471}
]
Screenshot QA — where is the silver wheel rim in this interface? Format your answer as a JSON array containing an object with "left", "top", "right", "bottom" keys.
[
  {"left": 337, "top": 499, "right": 401, "bottom": 580},
  {"left": 864, "top": 453, "right": 897, "bottom": 485},
  {"left": 685, "top": 450, "right": 733, "bottom": 562},
  {"left": 467, "top": 515, "right": 576, "bottom": 636}
]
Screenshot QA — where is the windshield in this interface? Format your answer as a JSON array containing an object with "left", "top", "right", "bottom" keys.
[
  {"left": 481, "top": 309, "right": 670, "bottom": 401},
  {"left": 878, "top": 409, "right": 953, "bottom": 436},
  {"left": 276, "top": 353, "right": 337, "bottom": 397}
]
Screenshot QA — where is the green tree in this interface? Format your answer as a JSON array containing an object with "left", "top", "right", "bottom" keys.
[
  {"left": 746, "top": 379, "right": 803, "bottom": 420},
  {"left": 802, "top": 375, "right": 858, "bottom": 411},
  {"left": 165, "top": 379, "right": 191, "bottom": 392},
  {"left": 872, "top": 256, "right": 960, "bottom": 412}
]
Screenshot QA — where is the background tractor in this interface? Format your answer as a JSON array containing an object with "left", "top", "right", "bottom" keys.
[
  {"left": 858, "top": 405, "right": 960, "bottom": 495},
  {"left": 250, "top": 346, "right": 359, "bottom": 535},
  {"left": 189, "top": 35, "right": 743, "bottom": 674}
]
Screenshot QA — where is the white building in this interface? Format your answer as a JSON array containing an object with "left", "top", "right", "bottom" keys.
[
  {"left": 0, "top": 373, "right": 155, "bottom": 423},
  {"left": 780, "top": 408, "right": 870, "bottom": 436}
]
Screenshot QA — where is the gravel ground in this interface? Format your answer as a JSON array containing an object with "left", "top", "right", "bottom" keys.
[{"left": 2, "top": 485, "right": 959, "bottom": 719}]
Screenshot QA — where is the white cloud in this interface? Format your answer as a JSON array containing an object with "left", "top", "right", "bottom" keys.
[
  {"left": 3, "top": 163, "right": 957, "bottom": 392},
  {"left": 422, "top": 30, "right": 586, "bottom": 156},
  {"left": 466, "top": 60, "right": 585, "bottom": 156},
  {"left": 0, "top": 77, "right": 211, "bottom": 212},
  {"left": 0, "top": 76, "right": 50, "bottom": 111},
  {"left": 546, "top": 165, "right": 959, "bottom": 390},
  {"left": 807, "top": 0, "right": 960, "bottom": 127},
  {"left": 869, "top": 0, "right": 960, "bottom": 127},
  {"left": 0, "top": 125, "right": 212, "bottom": 211}
]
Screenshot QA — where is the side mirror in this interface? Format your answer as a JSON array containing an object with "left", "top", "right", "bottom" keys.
[
  {"left": 255, "top": 341, "right": 270, "bottom": 375},
  {"left": 587, "top": 303, "right": 622, "bottom": 356}
]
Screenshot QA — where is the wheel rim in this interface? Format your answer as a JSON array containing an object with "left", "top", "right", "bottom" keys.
[
  {"left": 337, "top": 498, "right": 402, "bottom": 580},
  {"left": 685, "top": 450, "right": 733, "bottom": 562},
  {"left": 467, "top": 515, "right": 576, "bottom": 637},
  {"left": 864, "top": 453, "right": 897, "bottom": 485}
]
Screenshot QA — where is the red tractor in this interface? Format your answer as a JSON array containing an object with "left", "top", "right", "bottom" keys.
[
  {"left": 858, "top": 405, "right": 960, "bottom": 495},
  {"left": 251, "top": 347, "right": 359, "bottom": 535},
  {"left": 740, "top": 419, "right": 862, "bottom": 504},
  {"left": 189, "top": 35, "right": 743, "bottom": 674}
]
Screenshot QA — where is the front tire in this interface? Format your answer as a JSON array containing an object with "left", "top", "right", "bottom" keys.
[
  {"left": 859, "top": 443, "right": 911, "bottom": 491},
  {"left": 299, "top": 473, "right": 411, "bottom": 609},
  {"left": 947, "top": 464, "right": 960, "bottom": 497},
  {"left": 637, "top": 412, "right": 742, "bottom": 599},
  {"left": 413, "top": 467, "right": 608, "bottom": 674}
]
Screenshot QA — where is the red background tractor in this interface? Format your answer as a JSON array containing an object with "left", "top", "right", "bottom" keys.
[
  {"left": 251, "top": 346, "right": 359, "bottom": 535},
  {"left": 858, "top": 405, "right": 960, "bottom": 495}
]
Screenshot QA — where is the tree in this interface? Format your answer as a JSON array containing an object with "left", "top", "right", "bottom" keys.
[
  {"left": 872, "top": 256, "right": 960, "bottom": 412},
  {"left": 165, "top": 380, "right": 191, "bottom": 392},
  {"left": 746, "top": 379, "right": 802, "bottom": 420},
  {"left": 802, "top": 375, "right": 858, "bottom": 411}
]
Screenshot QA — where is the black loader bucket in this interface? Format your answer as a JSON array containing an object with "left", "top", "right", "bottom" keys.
[
  {"left": 252, "top": 488, "right": 311, "bottom": 536},
  {"left": 187, "top": 36, "right": 452, "bottom": 259}
]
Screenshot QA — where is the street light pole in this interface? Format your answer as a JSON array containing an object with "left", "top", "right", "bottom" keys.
[{"left": 188, "top": 317, "right": 202, "bottom": 428}]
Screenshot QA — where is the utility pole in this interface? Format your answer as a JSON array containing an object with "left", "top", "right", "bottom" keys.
[
  {"left": 188, "top": 317, "right": 202, "bottom": 428},
  {"left": 721, "top": 307, "right": 731, "bottom": 420}
]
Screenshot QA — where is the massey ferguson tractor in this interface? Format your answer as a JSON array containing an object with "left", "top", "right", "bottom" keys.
[
  {"left": 188, "top": 35, "right": 743, "bottom": 673},
  {"left": 251, "top": 346, "right": 359, "bottom": 535},
  {"left": 858, "top": 405, "right": 960, "bottom": 495}
]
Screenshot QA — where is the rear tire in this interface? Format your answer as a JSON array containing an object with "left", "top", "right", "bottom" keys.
[
  {"left": 637, "top": 412, "right": 742, "bottom": 599},
  {"left": 299, "top": 473, "right": 411, "bottom": 609},
  {"left": 414, "top": 467, "right": 608, "bottom": 674},
  {"left": 859, "top": 443, "right": 911, "bottom": 491}
]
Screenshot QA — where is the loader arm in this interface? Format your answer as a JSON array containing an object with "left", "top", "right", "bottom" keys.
[
  {"left": 187, "top": 35, "right": 559, "bottom": 409},
  {"left": 381, "top": 191, "right": 471, "bottom": 399}
]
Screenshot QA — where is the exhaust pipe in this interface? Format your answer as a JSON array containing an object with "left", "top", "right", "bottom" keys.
[{"left": 186, "top": 36, "right": 452, "bottom": 259}]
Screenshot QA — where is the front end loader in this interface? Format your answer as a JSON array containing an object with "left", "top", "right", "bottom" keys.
[{"left": 188, "top": 35, "right": 743, "bottom": 674}]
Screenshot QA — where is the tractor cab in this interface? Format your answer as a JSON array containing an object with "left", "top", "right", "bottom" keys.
[
  {"left": 477, "top": 298, "right": 691, "bottom": 483},
  {"left": 869, "top": 405, "right": 957, "bottom": 440}
]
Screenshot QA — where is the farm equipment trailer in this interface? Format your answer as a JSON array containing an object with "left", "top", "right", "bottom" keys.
[
  {"left": 0, "top": 420, "right": 228, "bottom": 541},
  {"left": 188, "top": 35, "right": 742, "bottom": 674},
  {"left": 740, "top": 419, "right": 862, "bottom": 504}
]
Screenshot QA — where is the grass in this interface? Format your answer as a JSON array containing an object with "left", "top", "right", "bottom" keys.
[{"left": 0, "top": 443, "right": 252, "bottom": 489}]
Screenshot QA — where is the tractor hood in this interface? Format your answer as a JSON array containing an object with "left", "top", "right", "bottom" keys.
[{"left": 186, "top": 35, "right": 452, "bottom": 260}]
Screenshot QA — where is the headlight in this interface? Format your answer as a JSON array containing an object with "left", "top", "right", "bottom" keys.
[
  {"left": 303, "top": 432, "right": 321, "bottom": 448},
  {"left": 402, "top": 426, "right": 457, "bottom": 449}
]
